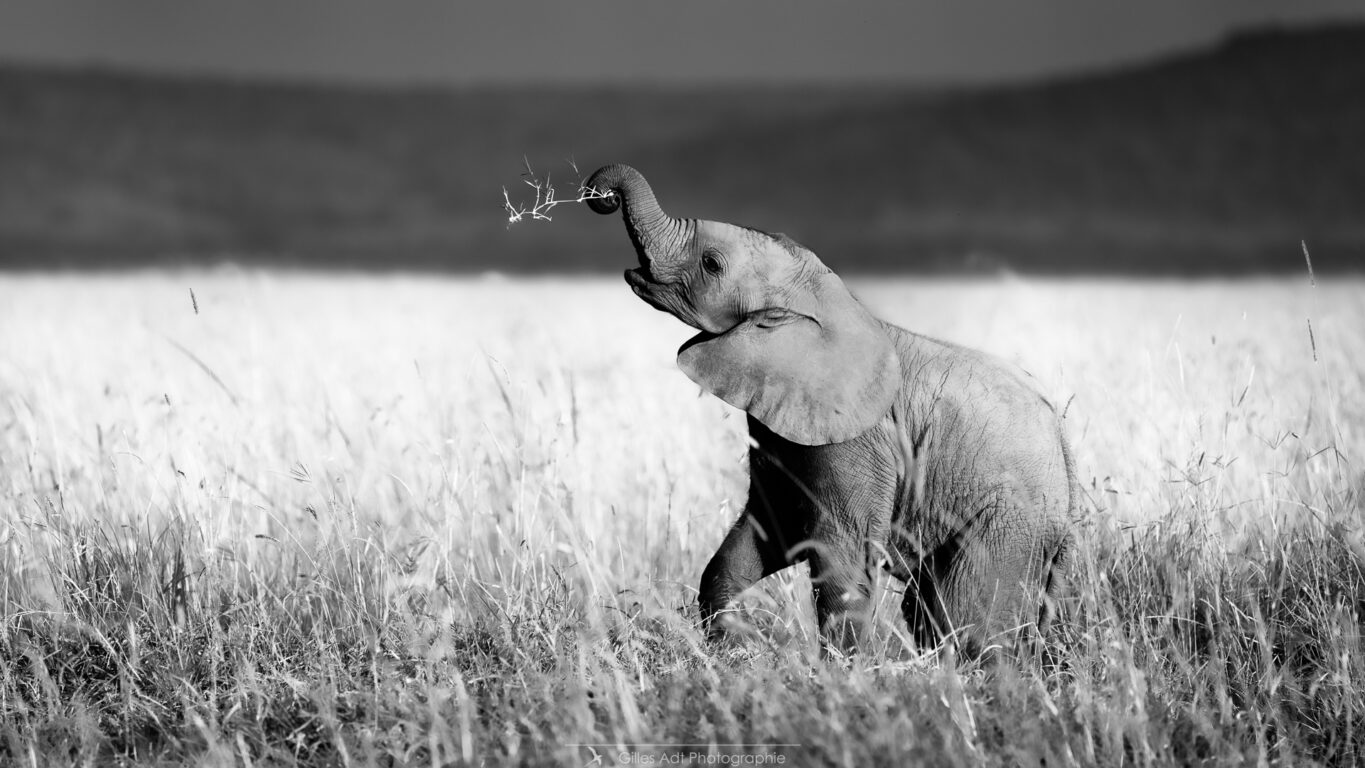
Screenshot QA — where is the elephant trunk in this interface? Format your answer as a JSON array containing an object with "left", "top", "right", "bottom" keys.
[{"left": 585, "top": 164, "right": 693, "bottom": 276}]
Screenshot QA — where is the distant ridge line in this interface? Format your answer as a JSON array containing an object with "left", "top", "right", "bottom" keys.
[{"left": 1, "top": 22, "right": 1362, "bottom": 275}]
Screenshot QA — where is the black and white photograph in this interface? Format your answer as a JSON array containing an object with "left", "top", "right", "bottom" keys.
[{"left": 2, "top": 2, "right": 1364, "bottom": 765}]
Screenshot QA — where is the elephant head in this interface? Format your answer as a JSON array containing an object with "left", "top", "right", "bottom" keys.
[{"left": 586, "top": 164, "right": 900, "bottom": 446}]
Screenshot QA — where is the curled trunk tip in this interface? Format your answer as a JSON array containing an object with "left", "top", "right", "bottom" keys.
[
  {"left": 587, "top": 195, "right": 620, "bottom": 215},
  {"left": 584, "top": 164, "right": 682, "bottom": 261},
  {"left": 585, "top": 164, "right": 651, "bottom": 216}
]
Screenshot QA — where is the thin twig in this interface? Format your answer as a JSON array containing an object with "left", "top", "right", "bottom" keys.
[{"left": 502, "top": 158, "right": 613, "bottom": 225}]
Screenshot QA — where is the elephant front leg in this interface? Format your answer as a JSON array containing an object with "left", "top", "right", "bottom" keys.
[
  {"left": 809, "top": 546, "right": 876, "bottom": 656},
  {"left": 803, "top": 453, "right": 898, "bottom": 657},
  {"left": 698, "top": 514, "right": 789, "bottom": 641}
]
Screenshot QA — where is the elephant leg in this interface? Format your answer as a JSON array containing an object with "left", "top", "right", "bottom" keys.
[
  {"left": 802, "top": 447, "right": 899, "bottom": 656},
  {"left": 809, "top": 546, "right": 876, "bottom": 656},
  {"left": 901, "top": 530, "right": 1008, "bottom": 661},
  {"left": 908, "top": 520, "right": 1066, "bottom": 662},
  {"left": 698, "top": 513, "right": 790, "bottom": 640},
  {"left": 902, "top": 557, "right": 951, "bottom": 652},
  {"left": 1031, "top": 534, "right": 1073, "bottom": 667}
]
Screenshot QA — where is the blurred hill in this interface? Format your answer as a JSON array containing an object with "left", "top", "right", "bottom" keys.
[{"left": 1, "top": 23, "right": 1361, "bottom": 274}]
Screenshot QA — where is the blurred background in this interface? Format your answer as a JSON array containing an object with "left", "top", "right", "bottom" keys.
[{"left": 0, "top": 0, "right": 1362, "bottom": 275}]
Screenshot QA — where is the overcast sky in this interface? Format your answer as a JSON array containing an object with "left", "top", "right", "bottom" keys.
[{"left": 0, "top": 1, "right": 1362, "bottom": 85}]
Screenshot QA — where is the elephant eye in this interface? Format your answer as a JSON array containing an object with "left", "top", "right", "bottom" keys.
[{"left": 702, "top": 251, "right": 724, "bottom": 275}]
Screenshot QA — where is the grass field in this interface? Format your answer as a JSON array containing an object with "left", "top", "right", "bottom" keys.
[{"left": 2, "top": 271, "right": 1362, "bottom": 766}]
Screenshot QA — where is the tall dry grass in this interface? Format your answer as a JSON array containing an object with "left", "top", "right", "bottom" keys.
[{"left": 1, "top": 271, "right": 1361, "bottom": 765}]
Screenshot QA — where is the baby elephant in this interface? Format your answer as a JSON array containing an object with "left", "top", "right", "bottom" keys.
[{"left": 586, "top": 164, "right": 1076, "bottom": 659}]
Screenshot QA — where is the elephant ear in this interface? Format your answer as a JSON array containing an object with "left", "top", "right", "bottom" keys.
[{"left": 677, "top": 270, "right": 900, "bottom": 446}]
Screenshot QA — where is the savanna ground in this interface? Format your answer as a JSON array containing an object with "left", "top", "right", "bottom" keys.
[{"left": 1, "top": 270, "right": 1362, "bottom": 766}]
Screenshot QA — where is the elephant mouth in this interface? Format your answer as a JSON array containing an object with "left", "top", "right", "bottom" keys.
[
  {"left": 624, "top": 267, "right": 673, "bottom": 313},
  {"left": 624, "top": 268, "right": 742, "bottom": 336}
]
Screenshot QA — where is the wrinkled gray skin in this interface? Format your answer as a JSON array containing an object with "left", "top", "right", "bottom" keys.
[{"left": 586, "top": 164, "right": 1076, "bottom": 659}]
